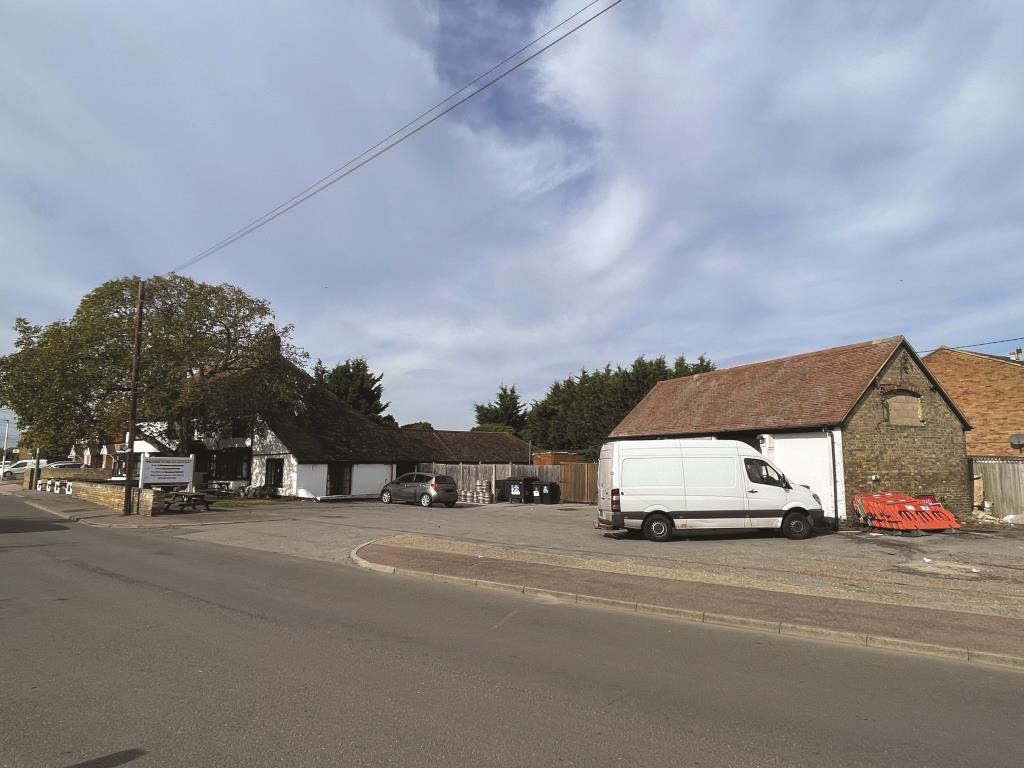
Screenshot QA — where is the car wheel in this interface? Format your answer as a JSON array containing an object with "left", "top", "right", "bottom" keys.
[
  {"left": 380, "top": 490, "right": 392, "bottom": 504},
  {"left": 419, "top": 493, "right": 432, "bottom": 508},
  {"left": 782, "top": 511, "right": 812, "bottom": 540},
  {"left": 643, "top": 513, "right": 673, "bottom": 542},
  {"left": 2, "top": 472, "right": 11, "bottom": 480},
  {"left": 444, "top": 501, "right": 456, "bottom": 508}
]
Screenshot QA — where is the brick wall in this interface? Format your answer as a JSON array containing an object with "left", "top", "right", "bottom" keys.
[
  {"left": 923, "top": 348, "right": 1024, "bottom": 458},
  {"left": 842, "top": 349, "right": 970, "bottom": 516},
  {"left": 40, "top": 467, "right": 113, "bottom": 481},
  {"left": 21, "top": 467, "right": 111, "bottom": 489},
  {"left": 31, "top": 480, "right": 165, "bottom": 516}
]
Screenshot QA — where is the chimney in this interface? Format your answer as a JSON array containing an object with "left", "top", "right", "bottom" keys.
[{"left": 1010, "top": 347, "right": 1024, "bottom": 362}]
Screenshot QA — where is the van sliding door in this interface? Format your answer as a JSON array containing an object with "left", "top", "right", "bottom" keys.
[{"left": 680, "top": 454, "right": 748, "bottom": 529}]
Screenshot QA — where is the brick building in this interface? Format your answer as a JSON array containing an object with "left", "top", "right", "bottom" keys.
[
  {"left": 611, "top": 337, "right": 972, "bottom": 520},
  {"left": 922, "top": 347, "right": 1024, "bottom": 458}
]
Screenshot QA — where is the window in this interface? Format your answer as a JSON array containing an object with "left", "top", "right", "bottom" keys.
[
  {"left": 744, "top": 458, "right": 785, "bottom": 487},
  {"left": 265, "top": 458, "right": 284, "bottom": 487},
  {"left": 212, "top": 449, "right": 251, "bottom": 480}
]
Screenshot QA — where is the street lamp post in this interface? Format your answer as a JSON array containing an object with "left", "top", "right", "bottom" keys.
[{"left": 2, "top": 418, "right": 9, "bottom": 474}]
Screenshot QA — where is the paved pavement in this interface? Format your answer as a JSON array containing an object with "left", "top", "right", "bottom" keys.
[
  {"left": 7, "top": 484, "right": 1024, "bottom": 669},
  {"left": 2, "top": 493, "right": 1022, "bottom": 768}
]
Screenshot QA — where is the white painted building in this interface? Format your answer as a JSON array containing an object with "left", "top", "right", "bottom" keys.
[
  {"left": 242, "top": 383, "right": 530, "bottom": 500},
  {"left": 757, "top": 431, "right": 845, "bottom": 523},
  {"left": 611, "top": 337, "right": 970, "bottom": 522},
  {"left": 250, "top": 425, "right": 397, "bottom": 499}
]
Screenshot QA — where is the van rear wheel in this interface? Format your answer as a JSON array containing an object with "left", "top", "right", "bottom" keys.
[
  {"left": 782, "top": 512, "right": 811, "bottom": 540},
  {"left": 643, "top": 514, "right": 673, "bottom": 542}
]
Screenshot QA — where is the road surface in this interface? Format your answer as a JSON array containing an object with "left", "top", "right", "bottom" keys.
[{"left": 1, "top": 495, "right": 1019, "bottom": 767}]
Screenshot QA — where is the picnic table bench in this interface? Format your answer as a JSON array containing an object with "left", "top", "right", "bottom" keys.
[{"left": 162, "top": 491, "right": 210, "bottom": 513}]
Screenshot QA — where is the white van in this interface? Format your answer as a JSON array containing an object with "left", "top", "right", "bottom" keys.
[
  {"left": 596, "top": 439, "right": 826, "bottom": 541},
  {"left": 2, "top": 459, "right": 47, "bottom": 480}
]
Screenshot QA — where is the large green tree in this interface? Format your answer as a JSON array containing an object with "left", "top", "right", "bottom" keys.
[
  {"left": 524, "top": 354, "right": 714, "bottom": 458},
  {"left": 319, "top": 357, "right": 393, "bottom": 425},
  {"left": 0, "top": 275, "right": 307, "bottom": 455},
  {"left": 473, "top": 384, "right": 527, "bottom": 437}
]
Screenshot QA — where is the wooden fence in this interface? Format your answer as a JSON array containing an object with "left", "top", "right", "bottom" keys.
[
  {"left": 416, "top": 462, "right": 598, "bottom": 504},
  {"left": 559, "top": 463, "right": 598, "bottom": 504},
  {"left": 974, "top": 457, "right": 1024, "bottom": 516},
  {"left": 417, "top": 463, "right": 560, "bottom": 493}
]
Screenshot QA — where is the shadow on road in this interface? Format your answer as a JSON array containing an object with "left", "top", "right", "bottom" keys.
[
  {"left": 603, "top": 528, "right": 839, "bottom": 543},
  {"left": 64, "top": 749, "right": 146, "bottom": 768},
  {"left": 0, "top": 516, "right": 68, "bottom": 534}
]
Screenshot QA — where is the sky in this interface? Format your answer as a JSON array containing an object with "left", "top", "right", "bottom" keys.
[{"left": 2, "top": 0, "right": 1022, "bottom": 433}]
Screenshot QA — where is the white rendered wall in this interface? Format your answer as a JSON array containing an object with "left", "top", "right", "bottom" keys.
[
  {"left": 251, "top": 456, "right": 266, "bottom": 487},
  {"left": 769, "top": 432, "right": 844, "bottom": 520},
  {"left": 831, "top": 428, "right": 847, "bottom": 520},
  {"left": 352, "top": 464, "right": 393, "bottom": 496},
  {"left": 251, "top": 428, "right": 296, "bottom": 495},
  {"left": 295, "top": 463, "right": 327, "bottom": 498},
  {"left": 252, "top": 427, "right": 289, "bottom": 457}
]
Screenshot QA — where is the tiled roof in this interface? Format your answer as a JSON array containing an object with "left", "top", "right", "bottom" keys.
[
  {"left": 265, "top": 384, "right": 428, "bottom": 464},
  {"left": 923, "top": 347, "right": 1024, "bottom": 458},
  {"left": 263, "top": 366, "right": 531, "bottom": 464},
  {"left": 426, "top": 430, "right": 531, "bottom": 463},
  {"left": 611, "top": 337, "right": 907, "bottom": 437}
]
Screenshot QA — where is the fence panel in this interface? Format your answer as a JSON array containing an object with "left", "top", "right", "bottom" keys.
[
  {"left": 417, "top": 463, "right": 561, "bottom": 493},
  {"left": 559, "top": 463, "right": 598, "bottom": 504},
  {"left": 975, "top": 458, "right": 1024, "bottom": 516}
]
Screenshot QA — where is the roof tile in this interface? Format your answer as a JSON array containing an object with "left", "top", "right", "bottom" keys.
[{"left": 611, "top": 337, "right": 905, "bottom": 437}]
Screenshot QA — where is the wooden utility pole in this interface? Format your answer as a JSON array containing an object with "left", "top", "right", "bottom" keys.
[{"left": 122, "top": 279, "right": 145, "bottom": 516}]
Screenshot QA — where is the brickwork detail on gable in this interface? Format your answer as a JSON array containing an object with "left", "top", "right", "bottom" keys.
[{"left": 843, "top": 350, "right": 970, "bottom": 516}]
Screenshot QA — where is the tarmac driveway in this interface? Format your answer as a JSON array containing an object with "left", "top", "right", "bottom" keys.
[{"left": 169, "top": 499, "right": 1024, "bottom": 619}]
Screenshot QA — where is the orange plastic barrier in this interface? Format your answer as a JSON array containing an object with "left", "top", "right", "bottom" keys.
[{"left": 853, "top": 491, "right": 960, "bottom": 531}]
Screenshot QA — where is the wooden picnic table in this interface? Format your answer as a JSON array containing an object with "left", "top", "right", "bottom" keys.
[{"left": 162, "top": 491, "right": 210, "bottom": 513}]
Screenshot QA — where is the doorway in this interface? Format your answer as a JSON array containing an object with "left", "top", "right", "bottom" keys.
[{"left": 327, "top": 462, "right": 352, "bottom": 496}]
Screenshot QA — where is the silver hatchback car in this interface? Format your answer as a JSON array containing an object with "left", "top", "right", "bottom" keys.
[{"left": 380, "top": 472, "right": 458, "bottom": 507}]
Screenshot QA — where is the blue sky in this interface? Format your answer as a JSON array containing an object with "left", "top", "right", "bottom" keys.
[{"left": 2, "top": 0, "right": 1022, "bottom": 433}]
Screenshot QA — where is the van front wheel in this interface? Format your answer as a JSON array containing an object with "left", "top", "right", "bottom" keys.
[
  {"left": 782, "top": 512, "right": 811, "bottom": 540},
  {"left": 643, "top": 514, "right": 673, "bottom": 542}
]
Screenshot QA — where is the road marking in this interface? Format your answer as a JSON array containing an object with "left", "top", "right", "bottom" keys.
[{"left": 492, "top": 608, "right": 520, "bottom": 630}]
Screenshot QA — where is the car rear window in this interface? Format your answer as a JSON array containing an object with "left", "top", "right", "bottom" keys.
[{"left": 434, "top": 475, "right": 455, "bottom": 485}]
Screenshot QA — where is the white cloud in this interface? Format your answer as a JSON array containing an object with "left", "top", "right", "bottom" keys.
[{"left": 2, "top": 0, "right": 1023, "bottom": 430}]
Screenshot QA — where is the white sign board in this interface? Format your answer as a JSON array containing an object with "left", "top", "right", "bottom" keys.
[{"left": 140, "top": 455, "right": 194, "bottom": 485}]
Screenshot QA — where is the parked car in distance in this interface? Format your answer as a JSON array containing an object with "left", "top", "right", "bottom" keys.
[
  {"left": 596, "top": 438, "right": 827, "bottom": 542},
  {"left": 2, "top": 459, "right": 48, "bottom": 480},
  {"left": 380, "top": 472, "right": 458, "bottom": 507},
  {"left": 46, "top": 461, "right": 85, "bottom": 471}
]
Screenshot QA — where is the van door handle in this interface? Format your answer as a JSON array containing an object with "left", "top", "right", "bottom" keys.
[{"left": 747, "top": 488, "right": 758, "bottom": 493}]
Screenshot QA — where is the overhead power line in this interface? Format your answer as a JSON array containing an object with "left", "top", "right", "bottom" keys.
[
  {"left": 919, "top": 335, "right": 1024, "bottom": 355},
  {"left": 167, "top": 0, "right": 625, "bottom": 275}
]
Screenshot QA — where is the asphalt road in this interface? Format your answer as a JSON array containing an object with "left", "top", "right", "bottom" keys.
[
  {"left": 173, "top": 498, "right": 1024, "bottom": 617},
  {"left": 1, "top": 495, "right": 1020, "bottom": 768}
]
